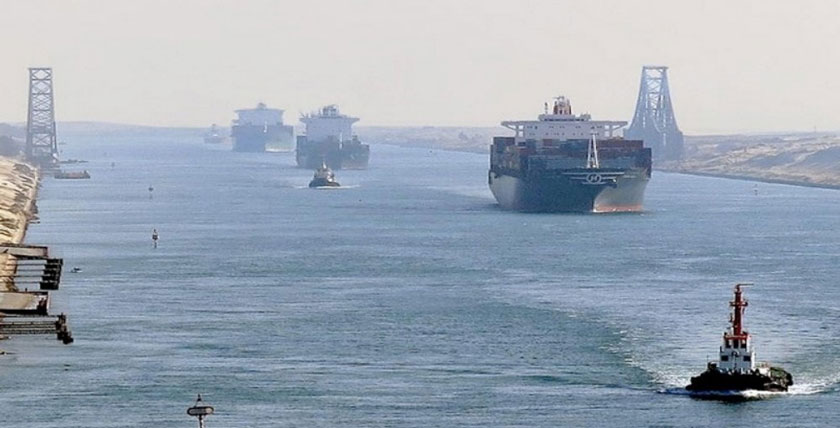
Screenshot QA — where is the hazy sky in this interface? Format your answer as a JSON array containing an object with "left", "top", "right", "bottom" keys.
[{"left": 2, "top": 0, "right": 839, "bottom": 133}]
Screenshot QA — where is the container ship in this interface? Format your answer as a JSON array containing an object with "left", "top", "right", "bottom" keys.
[
  {"left": 231, "top": 103, "right": 294, "bottom": 152},
  {"left": 296, "top": 105, "right": 369, "bottom": 169},
  {"left": 489, "top": 96, "right": 651, "bottom": 213}
]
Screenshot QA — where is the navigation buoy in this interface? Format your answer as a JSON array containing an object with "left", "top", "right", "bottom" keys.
[
  {"left": 152, "top": 228, "right": 159, "bottom": 248},
  {"left": 148, "top": 185, "right": 154, "bottom": 199},
  {"left": 187, "top": 394, "right": 214, "bottom": 428}
]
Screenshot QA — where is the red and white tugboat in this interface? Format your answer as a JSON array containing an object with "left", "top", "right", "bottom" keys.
[{"left": 686, "top": 283, "right": 793, "bottom": 395}]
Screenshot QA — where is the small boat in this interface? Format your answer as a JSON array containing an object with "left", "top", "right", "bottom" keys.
[
  {"left": 204, "top": 124, "right": 225, "bottom": 144},
  {"left": 686, "top": 283, "right": 793, "bottom": 396},
  {"left": 309, "top": 162, "right": 340, "bottom": 188},
  {"left": 54, "top": 170, "right": 90, "bottom": 179}
]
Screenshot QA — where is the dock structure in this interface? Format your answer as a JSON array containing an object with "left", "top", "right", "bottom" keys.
[
  {"left": 0, "top": 313, "right": 72, "bottom": 344},
  {"left": 0, "top": 244, "right": 72, "bottom": 344},
  {"left": 0, "top": 244, "right": 63, "bottom": 290},
  {"left": 0, "top": 95, "right": 70, "bottom": 348}
]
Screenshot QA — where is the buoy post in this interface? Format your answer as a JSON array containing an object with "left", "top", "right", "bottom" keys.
[{"left": 187, "top": 394, "right": 214, "bottom": 428}]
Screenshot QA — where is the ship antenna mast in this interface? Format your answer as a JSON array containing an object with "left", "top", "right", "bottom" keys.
[{"left": 587, "top": 132, "right": 600, "bottom": 169}]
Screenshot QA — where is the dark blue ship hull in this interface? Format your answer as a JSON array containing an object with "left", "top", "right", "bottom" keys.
[
  {"left": 488, "top": 167, "right": 649, "bottom": 213},
  {"left": 296, "top": 137, "right": 370, "bottom": 170},
  {"left": 489, "top": 136, "right": 651, "bottom": 213}
]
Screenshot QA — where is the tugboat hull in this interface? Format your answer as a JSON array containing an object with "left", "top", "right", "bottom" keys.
[
  {"left": 687, "top": 366, "right": 793, "bottom": 393},
  {"left": 309, "top": 178, "right": 340, "bottom": 188}
]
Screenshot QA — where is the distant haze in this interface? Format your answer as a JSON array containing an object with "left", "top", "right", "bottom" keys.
[{"left": 2, "top": 0, "right": 839, "bottom": 134}]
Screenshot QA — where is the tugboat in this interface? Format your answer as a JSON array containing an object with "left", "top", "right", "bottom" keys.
[
  {"left": 686, "top": 283, "right": 793, "bottom": 395},
  {"left": 308, "top": 162, "right": 340, "bottom": 188},
  {"left": 203, "top": 124, "right": 225, "bottom": 144}
]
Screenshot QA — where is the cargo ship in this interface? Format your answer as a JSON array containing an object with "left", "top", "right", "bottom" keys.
[
  {"left": 296, "top": 105, "right": 369, "bottom": 169},
  {"left": 203, "top": 124, "right": 225, "bottom": 144},
  {"left": 686, "top": 283, "right": 793, "bottom": 396},
  {"left": 489, "top": 96, "right": 651, "bottom": 212},
  {"left": 231, "top": 103, "right": 294, "bottom": 152}
]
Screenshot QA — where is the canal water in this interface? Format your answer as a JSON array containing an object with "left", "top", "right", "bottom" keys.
[{"left": 2, "top": 128, "right": 839, "bottom": 426}]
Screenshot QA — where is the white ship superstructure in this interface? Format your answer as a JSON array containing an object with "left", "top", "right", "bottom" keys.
[
  {"left": 501, "top": 96, "right": 626, "bottom": 143},
  {"left": 300, "top": 104, "right": 359, "bottom": 143},
  {"left": 231, "top": 102, "right": 294, "bottom": 152},
  {"left": 235, "top": 104, "right": 284, "bottom": 126},
  {"left": 296, "top": 104, "right": 369, "bottom": 170}
]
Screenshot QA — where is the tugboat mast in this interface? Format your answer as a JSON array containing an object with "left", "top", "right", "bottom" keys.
[
  {"left": 729, "top": 283, "right": 750, "bottom": 337},
  {"left": 718, "top": 283, "right": 755, "bottom": 373}
]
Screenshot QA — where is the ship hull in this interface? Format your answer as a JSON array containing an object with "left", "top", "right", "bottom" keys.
[
  {"left": 309, "top": 178, "right": 340, "bottom": 188},
  {"left": 231, "top": 125, "right": 294, "bottom": 153},
  {"left": 296, "top": 137, "right": 369, "bottom": 169},
  {"left": 488, "top": 168, "right": 648, "bottom": 213},
  {"left": 686, "top": 366, "right": 793, "bottom": 393}
]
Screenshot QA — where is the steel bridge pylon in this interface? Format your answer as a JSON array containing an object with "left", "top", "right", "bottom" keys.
[
  {"left": 26, "top": 67, "right": 59, "bottom": 168},
  {"left": 625, "top": 66, "right": 684, "bottom": 161}
]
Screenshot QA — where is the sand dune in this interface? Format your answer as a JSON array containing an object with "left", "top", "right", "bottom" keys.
[{"left": 661, "top": 134, "right": 840, "bottom": 188}]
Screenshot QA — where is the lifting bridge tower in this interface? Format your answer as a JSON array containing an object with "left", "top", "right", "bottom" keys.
[
  {"left": 625, "top": 66, "right": 683, "bottom": 161},
  {"left": 25, "top": 67, "right": 59, "bottom": 167}
]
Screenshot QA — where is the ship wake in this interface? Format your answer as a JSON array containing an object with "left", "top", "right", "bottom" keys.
[
  {"left": 659, "top": 387, "right": 789, "bottom": 400},
  {"left": 485, "top": 269, "right": 840, "bottom": 399},
  {"left": 294, "top": 185, "right": 360, "bottom": 190}
]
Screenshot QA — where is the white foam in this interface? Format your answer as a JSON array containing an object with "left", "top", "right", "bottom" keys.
[
  {"left": 660, "top": 387, "right": 789, "bottom": 400},
  {"left": 293, "top": 185, "right": 360, "bottom": 190},
  {"left": 317, "top": 185, "right": 359, "bottom": 190}
]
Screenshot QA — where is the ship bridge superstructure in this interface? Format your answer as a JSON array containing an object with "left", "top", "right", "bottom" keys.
[
  {"left": 230, "top": 102, "right": 294, "bottom": 152},
  {"left": 502, "top": 97, "right": 625, "bottom": 143},
  {"left": 301, "top": 105, "right": 359, "bottom": 143},
  {"left": 233, "top": 102, "right": 286, "bottom": 127}
]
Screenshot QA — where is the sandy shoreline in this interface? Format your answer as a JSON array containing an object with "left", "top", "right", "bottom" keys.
[
  {"left": 656, "top": 167, "right": 840, "bottom": 191},
  {"left": 367, "top": 136, "right": 840, "bottom": 192},
  {"left": 0, "top": 157, "right": 40, "bottom": 292}
]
